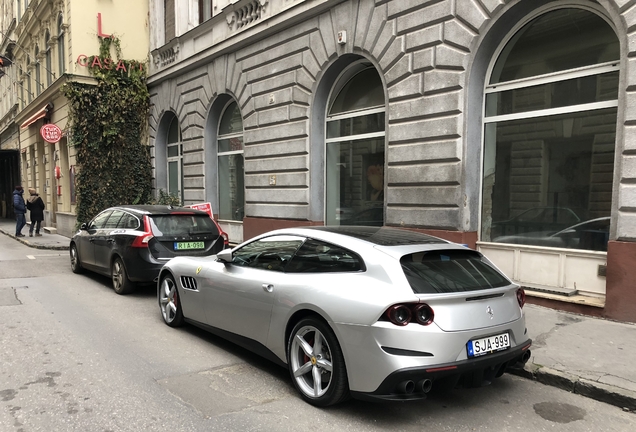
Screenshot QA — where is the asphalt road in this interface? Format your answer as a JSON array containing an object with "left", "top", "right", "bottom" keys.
[{"left": 0, "top": 233, "right": 634, "bottom": 432}]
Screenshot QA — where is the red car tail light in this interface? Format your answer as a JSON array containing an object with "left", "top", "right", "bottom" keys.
[
  {"left": 414, "top": 304, "right": 434, "bottom": 325},
  {"left": 131, "top": 215, "right": 154, "bottom": 248},
  {"left": 387, "top": 305, "right": 412, "bottom": 326},
  {"left": 221, "top": 231, "right": 229, "bottom": 247},
  {"left": 382, "top": 303, "right": 434, "bottom": 326},
  {"left": 516, "top": 288, "right": 526, "bottom": 309}
]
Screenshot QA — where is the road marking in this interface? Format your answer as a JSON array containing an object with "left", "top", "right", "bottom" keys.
[{"left": 26, "top": 253, "right": 64, "bottom": 259}]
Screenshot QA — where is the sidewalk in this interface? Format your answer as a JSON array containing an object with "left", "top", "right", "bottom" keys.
[
  {"left": 512, "top": 304, "right": 636, "bottom": 412},
  {"left": 0, "top": 217, "right": 635, "bottom": 411},
  {"left": 0, "top": 218, "right": 69, "bottom": 250}
]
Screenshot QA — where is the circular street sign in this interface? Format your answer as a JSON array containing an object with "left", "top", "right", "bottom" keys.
[{"left": 41, "top": 123, "right": 63, "bottom": 143}]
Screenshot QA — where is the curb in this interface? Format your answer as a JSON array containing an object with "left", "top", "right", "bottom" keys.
[
  {"left": 509, "top": 363, "right": 636, "bottom": 412},
  {"left": 0, "top": 229, "right": 69, "bottom": 251}
]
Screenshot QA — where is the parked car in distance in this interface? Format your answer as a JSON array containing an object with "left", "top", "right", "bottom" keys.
[
  {"left": 70, "top": 205, "right": 227, "bottom": 294},
  {"left": 492, "top": 216, "right": 610, "bottom": 251},
  {"left": 157, "top": 226, "right": 532, "bottom": 406},
  {"left": 339, "top": 206, "right": 383, "bottom": 226},
  {"left": 490, "top": 206, "right": 586, "bottom": 239}
]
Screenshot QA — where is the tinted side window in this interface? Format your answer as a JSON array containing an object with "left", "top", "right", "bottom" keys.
[
  {"left": 232, "top": 236, "right": 304, "bottom": 272},
  {"left": 400, "top": 250, "right": 510, "bottom": 294},
  {"left": 104, "top": 211, "right": 125, "bottom": 229},
  {"left": 90, "top": 211, "right": 112, "bottom": 229},
  {"left": 117, "top": 213, "right": 139, "bottom": 230},
  {"left": 286, "top": 239, "right": 363, "bottom": 273}
]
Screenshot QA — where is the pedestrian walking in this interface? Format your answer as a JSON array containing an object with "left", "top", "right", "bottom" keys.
[
  {"left": 12, "top": 185, "right": 26, "bottom": 237},
  {"left": 26, "top": 187, "right": 45, "bottom": 237}
]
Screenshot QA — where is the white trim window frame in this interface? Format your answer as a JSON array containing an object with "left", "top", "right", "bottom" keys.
[
  {"left": 479, "top": 5, "right": 620, "bottom": 252},
  {"left": 217, "top": 101, "right": 245, "bottom": 222}
]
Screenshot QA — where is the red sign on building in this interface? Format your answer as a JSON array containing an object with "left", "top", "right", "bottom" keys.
[
  {"left": 41, "top": 124, "right": 63, "bottom": 143},
  {"left": 186, "top": 202, "right": 214, "bottom": 219}
]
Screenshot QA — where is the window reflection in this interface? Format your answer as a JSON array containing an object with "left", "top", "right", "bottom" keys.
[
  {"left": 326, "top": 139, "right": 384, "bottom": 226},
  {"left": 482, "top": 8, "right": 618, "bottom": 252},
  {"left": 482, "top": 109, "right": 615, "bottom": 251}
]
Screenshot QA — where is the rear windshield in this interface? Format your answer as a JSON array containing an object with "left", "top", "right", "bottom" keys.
[
  {"left": 149, "top": 214, "right": 220, "bottom": 237},
  {"left": 400, "top": 250, "right": 510, "bottom": 294}
]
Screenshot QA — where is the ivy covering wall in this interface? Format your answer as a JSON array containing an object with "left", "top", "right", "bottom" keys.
[{"left": 63, "top": 37, "right": 152, "bottom": 224}]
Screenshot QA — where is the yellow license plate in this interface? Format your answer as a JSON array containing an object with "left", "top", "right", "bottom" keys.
[{"left": 174, "top": 241, "right": 205, "bottom": 251}]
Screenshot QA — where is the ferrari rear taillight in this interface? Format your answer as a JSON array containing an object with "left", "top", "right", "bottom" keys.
[
  {"left": 414, "top": 304, "right": 434, "bottom": 325},
  {"left": 382, "top": 303, "right": 434, "bottom": 326},
  {"left": 516, "top": 288, "right": 526, "bottom": 309},
  {"left": 387, "top": 305, "right": 411, "bottom": 326},
  {"left": 131, "top": 215, "right": 154, "bottom": 248}
]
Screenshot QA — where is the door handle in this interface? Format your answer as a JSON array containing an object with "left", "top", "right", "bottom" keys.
[
  {"left": 89, "top": 239, "right": 95, "bottom": 243},
  {"left": 262, "top": 283, "right": 274, "bottom": 293}
]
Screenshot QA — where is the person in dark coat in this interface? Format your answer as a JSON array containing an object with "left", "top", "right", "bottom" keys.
[
  {"left": 26, "top": 187, "right": 45, "bottom": 237},
  {"left": 13, "top": 185, "right": 26, "bottom": 237}
]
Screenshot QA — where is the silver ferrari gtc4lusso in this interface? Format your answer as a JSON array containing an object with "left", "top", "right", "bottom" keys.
[{"left": 157, "top": 226, "right": 532, "bottom": 406}]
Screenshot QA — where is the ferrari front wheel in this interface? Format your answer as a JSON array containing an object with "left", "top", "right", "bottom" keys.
[{"left": 159, "top": 275, "right": 184, "bottom": 327}]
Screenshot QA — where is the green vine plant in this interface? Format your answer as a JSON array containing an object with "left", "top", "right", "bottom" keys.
[
  {"left": 151, "top": 189, "right": 182, "bottom": 207},
  {"left": 63, "top": 36, "right": 153, "bottom": 225}
]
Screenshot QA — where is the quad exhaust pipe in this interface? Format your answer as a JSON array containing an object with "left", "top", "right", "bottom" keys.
[
  {"left": 396, "top": 380, "right": 415, "bottom": 394},
  {"left": 417, "top": 379, "right": 433, "bottom": 393},
  {"left": 396, "top": 379, "right": 432, "bottom": 394},
  {"left": 521, "top": 349, "right": 531, "bottom": 364}
]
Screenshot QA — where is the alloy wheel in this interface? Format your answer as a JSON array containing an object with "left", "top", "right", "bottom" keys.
[
  {"left": 112, "top": 260, "right": 124, "bottom": 291},
  {"left": 160, "top": 277, "right": 179, "bottom": 324},
  {"left": 70, "top": 245, "right": 82, "bottom": 273},
  {"left": 289, "top": 325, "right": 334, "bottom": 398}
]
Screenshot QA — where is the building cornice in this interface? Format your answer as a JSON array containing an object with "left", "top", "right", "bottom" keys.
[
  {"left": 14, "top": 74, "right": 98, "bottom": 124},
  {"left": 148, "top": 0, "right": 337, "bottom": 86}
]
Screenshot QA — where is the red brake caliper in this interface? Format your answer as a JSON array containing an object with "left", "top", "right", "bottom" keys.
[{"left": 303, "top": 334, "right": 314, "bottom": 365}]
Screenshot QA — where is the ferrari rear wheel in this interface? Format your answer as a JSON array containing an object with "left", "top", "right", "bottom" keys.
[
  {"left": 287, "top": 317, "right": 349, "bottom": 406},
  {"left": 159, "top": 275, "right": 184, "bottom": 327},
  {"left": 112, "top": 257, "right": 135, "bottom": 295}
]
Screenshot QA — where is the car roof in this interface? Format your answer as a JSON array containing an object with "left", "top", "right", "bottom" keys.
[
  {"left": 276, "top": 226, "right": 448, "bottom": 247},
  {"left": 107, "top": 205, "right": 209, "bottom": 216}
]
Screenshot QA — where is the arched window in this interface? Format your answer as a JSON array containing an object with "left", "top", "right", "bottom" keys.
[
  {"left": 45, "top": 30, "right": 52, "bottom": 86},
  {"left": 325, "top": 65, "right": 385, "bottom": 226},
  {"left": 217, "top": 101, "right": 244, "bottom": 221},
  {"left": 34, "top": 45, "right": 41, "bottom": 96},
  {"left": 57, "top": 14, "right": 65, "bottom": 75},
  {"left": 166, "top": 116, "right": 183, "bottom": 202},
  {"left": 481, "top": 8, "right": 619, "bottom": 252}
]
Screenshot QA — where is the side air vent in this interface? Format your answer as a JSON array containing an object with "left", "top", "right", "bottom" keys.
[{"left": 180, "top": 276, "right": 198, "bottom": 290}]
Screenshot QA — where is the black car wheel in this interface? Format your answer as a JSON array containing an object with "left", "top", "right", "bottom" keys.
[
  {"left": 287, "top": 317, "right": 350, "bottom": 407},
  {"left": 70, "top": 243, "right": 83, "bottom": 274},
  {"left": 112, "top": 257, "right": 135, "bottom": 295},
  {"left": 159, "top": 274, "right": 184, "bottom": 327}
]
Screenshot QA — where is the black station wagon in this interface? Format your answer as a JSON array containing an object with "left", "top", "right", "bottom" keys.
[{"left": 70, "top": 205, "right": 225, "bottom": 294}]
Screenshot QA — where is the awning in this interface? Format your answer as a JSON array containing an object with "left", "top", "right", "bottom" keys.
[{"left": 20, "top": 103, "right": 53, "bottom": 129}]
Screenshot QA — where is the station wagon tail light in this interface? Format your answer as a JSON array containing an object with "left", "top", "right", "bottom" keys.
[
  {"left": 221, "top": 231, "right": 229, "bottom": 247},
  {"left": 516, "top": 288, "right": 526, "bottom": 309},
  {"left": 131, "top": 215, "right": 154, "bottom": 248},
  {"left": 382, "top": 303, "right": 434, "bottom": 326}
]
